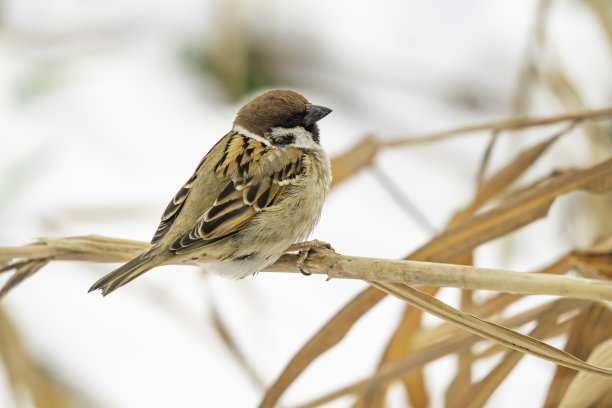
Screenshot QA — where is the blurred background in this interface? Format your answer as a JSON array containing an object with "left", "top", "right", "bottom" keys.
[{"left": 1, "top": 0, "right": 612, "bottom": 407}]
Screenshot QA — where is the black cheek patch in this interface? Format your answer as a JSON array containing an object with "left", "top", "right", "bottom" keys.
[{"left": 273, "top": 134, "right": 295, "bottom": 146}]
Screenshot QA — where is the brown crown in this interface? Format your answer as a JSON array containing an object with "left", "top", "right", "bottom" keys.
[{"left": 234, "top": 89, "right": 309, "bottom": 136}]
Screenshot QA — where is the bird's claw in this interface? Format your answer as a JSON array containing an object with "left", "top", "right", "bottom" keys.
[{"left": 286, "top": 240, "right": 334, "bottom": 276}]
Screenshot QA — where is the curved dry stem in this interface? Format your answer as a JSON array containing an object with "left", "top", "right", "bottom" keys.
[
  {"left": 370, "top": 282, "right": 612, "bottom": 377},
  {"left": 384, "top": 106, "right": 612, "bottom": 147},
  {"left": 293, "top": 299, "right": 583, "bottom": 408},
  {"left": 3, "top": 237, "right": 612, "bottom": 302}
]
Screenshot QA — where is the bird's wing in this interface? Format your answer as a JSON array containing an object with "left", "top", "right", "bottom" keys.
[
  {"left": 151, "top": 135, "right": 229, "bottom": 244},
  {"left": 170, "top": 134, "right": 306, "bottom": 254}
]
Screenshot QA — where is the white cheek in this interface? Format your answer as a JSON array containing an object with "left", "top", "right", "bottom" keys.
[{"left": 268, "top": 126, "right": 321, "bottom": 150}]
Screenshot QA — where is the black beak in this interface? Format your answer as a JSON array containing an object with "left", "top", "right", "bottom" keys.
[{"left": 304, "top": 104, "right": 332, "bottom": 127}]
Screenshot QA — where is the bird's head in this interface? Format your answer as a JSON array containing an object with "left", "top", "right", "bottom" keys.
[{"left": 233, "top": 89, "right": 332, "bottom": 149}]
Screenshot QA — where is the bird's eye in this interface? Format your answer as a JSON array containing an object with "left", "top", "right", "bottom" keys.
[{"left": 279, "top": 116, "right": 296, "bottom": 128}]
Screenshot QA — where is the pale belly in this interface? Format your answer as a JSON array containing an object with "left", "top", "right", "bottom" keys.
[{"left": 176, "top": 180, "right": 327, "bottom": 279}]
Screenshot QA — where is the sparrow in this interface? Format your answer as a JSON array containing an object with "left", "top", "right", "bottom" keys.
[{"left": 89, "top": 89, "right": 332, "bottom": 295}]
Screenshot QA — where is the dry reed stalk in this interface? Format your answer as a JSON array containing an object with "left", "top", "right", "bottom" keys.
[
  {"left": 544, "top": 303, "right": 612, "bottom": 406},
  {"left": 371, "top": 282, "right": 612, "bottom": 377},
  {"left": 0, "top": 307, "right": 76, "bottom": 408},
  {"left": 3, "top": 103, "right": 612, "bottom": 408},
  {"left": 358, "top": 118, "right": 590, "bottom": 405},
  {"left": 449, "top": 305, "right": 558, "bottom": 408},
  {"left": 5, "top": 233, "right": 612, "bottom": 407},
  {"left": 4, "top": 237, "right": 612, "bottom": 302},
  {"left": 272, "top": 252, "right": 612, "bottom": 301},
  {"left": 559, "top": 339, "right": 612, "bottom": 407},
  {"left": 261, "top": 157, "right": 612, "bottom": 407},
  {"left": 329, "top": 134, "right": 380, "bottom": 189},
  {"left": 292, "top": 299, "right": 584, "bottom": 408},
  {"left": 384, "top": 105, "right": 612, "bottom": 147}
]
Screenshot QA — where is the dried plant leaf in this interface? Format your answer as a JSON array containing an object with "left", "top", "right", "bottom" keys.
[
  {"left": 278, "top": 249, "right": 612, "bottom": 406},
  {"left": 510, "top": 0, "right": 551, "bottom": 115},
  {"left": 257, "top": 286, "right": 386, "bottom": 408},
  {"left": 0, "top": 235, "right": 149, "bottom": 264},
  {"left": 475, "top": 130, "right": 500, "bottom": 188},
  {"left": 541, "top": 55, "right": 612, "bottom": 239},
  {"left": 1, "top": 108, "right": 611, "bottom": 407},
  {"left": 41, "top": 235, "right": 151, "bottom": 261},
  {"left": 1, "top": 150, "right": 598, "bottom": 402},
  {"left": 584, "top": 0, "right": 612, "bottom": 49},
  {"left": 450, "top": 305, "right": 558, "bottom": 408},
  {"left": 295, "top": 331, "right": 476, "bottom": 408},
  {"left": 0, "top": 235, "right": 150, "bottom": 298},
  {"left": 371, "top": 282, "right": 612, "bottom": 377},
  {"left": 559, "top": 338, "right": 612, "bottom": 408},
  {"left": 402, "top": 373, "right": 429, "bottom": 408},
  {"left": 414, "top": 294, "right": 522, "bottom": 349},
  {"left": 571, "top": 250, "right": 612, "bottom": 279},
  {"left": 330, "top": 135, "right": 380, "bottom": 189},
  {"left": 391, "top": 297, "right": 434, "bottom": 408},
  {"left": 445, "top": 347, "right": 473, "bottom": 407},
  {"left": 541, "top": 60, "right": 609, "bottom": 158},
  {"left": 411, "top": 157, "right": 612, "bottom": 262},
  {"left": 544, "top": 64, "right": 584, "bottom": 110},
  {"left": 384, "top": 106, "right": 612, "bottom": 147},
  {"left": 370, "top": 163, "right": 435, "bottom": 234},
  {"left": 209, "top": 299, "right": 265, "bottom": 389},
  {"left": 444, "top": 123, "right": 569, "bottom": 401},
  {"left": 0, "top": 200, "right": 608, "bottom": 407},
  {"left": 544, "top": 303, "right": 612, "bottom": 406},
  {"left": 409, "top": 253, "right": 574, "bottom": 363},
  {"left": 444, "top": 288, "right": 476, "bottom": 406},
  {"left": 0, "top": 306, "right": 76, "bottom": 408},
  {"left": 0, "top": 259, "right": 49, "bottom": 297},
  {"left": 455, "top": 120, "right": 576, "bottom": 222},
  {"left": 352, "top": 303, "right": 430, "bottom": 408},
  {"left": 414, "top": 273, "right": 568, "bottom": 351},
  {"left": 302, "top": 192, "right": 604, "bottom": 408},
  {"left": 542, "top": 63, "right": 609, "bottom": 159},
  {"left": 294, "top": 298, "right": 582, "bottom": 408},
  {"left": 473, "top": 314, "right": 577, "bottom": 361},
  {"left": 592, "top": 389, "right": 612, "bottom": 408},
  {"left": 388, "top": 121, "right": 571, "bottom": 405}
]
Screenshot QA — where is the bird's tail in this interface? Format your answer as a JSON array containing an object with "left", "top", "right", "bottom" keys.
[{"left": 89, "top": 252, "right": 157, "bottom": 296}]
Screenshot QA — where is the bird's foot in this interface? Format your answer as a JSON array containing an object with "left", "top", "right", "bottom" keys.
[{"left": 286, "top": 240, "right": 335, "bottom": 276}]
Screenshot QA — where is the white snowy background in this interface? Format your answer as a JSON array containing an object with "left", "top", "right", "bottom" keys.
[{"left": 1, "top": 0, "right": 611, "bottom": 407}]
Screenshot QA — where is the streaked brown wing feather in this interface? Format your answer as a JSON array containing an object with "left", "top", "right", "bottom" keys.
[
  {"left": 151, "top": 173, "right": 196, "bottom": 243},
  {"left": 170, "top": 137, "right": 305, "bottom": 254},
  {"left": 151, "top": 133, "right": 230, "bottom": 244}
]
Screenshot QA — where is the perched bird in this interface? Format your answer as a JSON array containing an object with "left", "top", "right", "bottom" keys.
[{"left": 89, "top": 89, "right": 332, "bottom": 295}]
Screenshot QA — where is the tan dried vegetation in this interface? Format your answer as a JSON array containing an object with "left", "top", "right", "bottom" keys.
[
  {"left": 3, "top": 1, "right": 612, "bottom": 407},
  {"left": 2, "top": 104, "right": 612, "bottom": 407}
]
